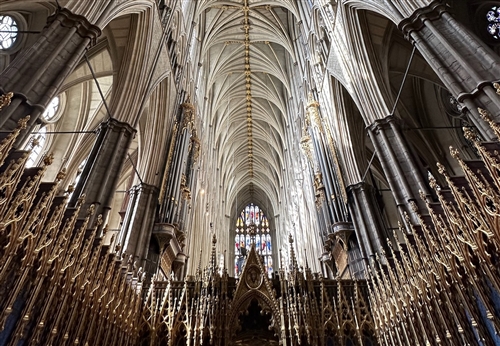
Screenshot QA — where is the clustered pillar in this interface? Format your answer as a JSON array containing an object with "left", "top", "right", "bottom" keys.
[
  {"left": 0, "top": 8, "right": 100, "bottom": 146},
  {"left": 119, "top": 183, "right": 159, "bottom": 269},
  {"left": 366, "top": 116, "right": 431, "bottom": 225},
  {"left": 400, "top": 2, "right": 500, "bottom": 140},
  {"left": 69, "top": 117, "right": 136, "bottom": 230}
]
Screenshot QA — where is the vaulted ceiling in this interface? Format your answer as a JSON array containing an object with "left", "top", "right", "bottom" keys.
[{"left": 197, "top": 0, "right": 301, "bottom": 216}]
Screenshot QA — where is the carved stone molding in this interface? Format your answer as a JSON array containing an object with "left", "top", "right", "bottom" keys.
[
  {"left": 46, "top": 8, "right": 101, "bottom": 44},
  {"left": 398, "top": 1, "right": 448, "bottom": 38}
]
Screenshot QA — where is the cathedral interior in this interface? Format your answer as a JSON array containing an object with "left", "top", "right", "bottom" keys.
[{"left": 0, "top": 0, "right": 500, "bottom": 345}]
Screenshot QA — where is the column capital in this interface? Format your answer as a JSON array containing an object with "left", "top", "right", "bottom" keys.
[
  {"left": 346, "top": 182, "right": 371, "bottom": 193},
  {"left": 398, "top": 1, "right": 448, "bottom": 39},
  {"left": 366, "top": 115, "right": 399, "bottom": 133},
  {"left": 131, "top": 182, "right": 159, "bottom": 196},
  {"left": 366, "top": 117, "right": 387, "bottom": 133},
  {"left": 47, "top": 8, "right": 101, "bottom": 44},
  {"left": 100, "top": 117, "right": 136, "bottom": 136}
]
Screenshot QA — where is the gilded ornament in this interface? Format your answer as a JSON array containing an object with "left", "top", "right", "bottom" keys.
[
  {"left": 494, "top": 82, "right": 500, "bottom": 95},
  {"left": 0, "top": 92, "right": 13, "bottom": 112},
  {"left": 478, "top": 107, "right": 500, "bottom": 139}
]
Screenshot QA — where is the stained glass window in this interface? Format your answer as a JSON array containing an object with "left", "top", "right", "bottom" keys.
[
  {"left": 234, "top": 203, "right": 273, "bottom": 278},
  {"left": 0, "top": 15, "right": 18, "bottom": 50},
  {"left": 25, "top": 127, "right": 46, "bottom": 168},
  {"left": 42, "top": 96, "right": 60, "bottom": 121},
  {"left": 487, "top": 6, "right": 500, "bottom": 39}
]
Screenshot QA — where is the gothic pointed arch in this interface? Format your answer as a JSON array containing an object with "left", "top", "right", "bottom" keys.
[{"left": 228, "top": 244, "right": 280, "bottom": 342}]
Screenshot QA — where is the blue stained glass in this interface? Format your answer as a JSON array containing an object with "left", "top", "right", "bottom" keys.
[
  {"left": 234, "top": 203, "right": 272, "bottom": 276},
  {"left": 487, "top": 7, "right": 500, "bottom": 39}
]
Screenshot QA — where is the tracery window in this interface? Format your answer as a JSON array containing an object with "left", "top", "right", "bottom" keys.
[
  {"left": 487, "top": 6, "right": 500, "bottom": 39},
  {"left": 234, "top": 203, "right": 273, "bottom": 278},
  {"left": 0, "top": 15, "right": 18, "bottom": 50},
  {"left": 42, "top": 96, "right": 60, "bottom": 121},
  {"left": 25, "top": 127, "right": 46, "bottom": 168}
]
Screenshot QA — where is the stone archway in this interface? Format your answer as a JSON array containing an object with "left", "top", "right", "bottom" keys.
[
  {"left": 232, "top": 298, "right": 279, "bottom": 346},
  {"left": 227, "top": 245, "right": 281, "bottom": 345}
]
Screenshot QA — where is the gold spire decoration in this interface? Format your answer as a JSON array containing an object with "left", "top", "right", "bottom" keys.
[
  {"left": 0, "top": 102, "right": 145, "bottom": 346},
  {"left": 366, "top": 106, "right": 500, "bottom": 345},
  {"left": 243, "top": 0, "right": 254, "bottom": 178}
]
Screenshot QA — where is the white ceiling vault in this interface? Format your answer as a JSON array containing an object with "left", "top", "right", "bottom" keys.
[{"left": 195, "top": 0, "right": 303, "bottom": 219}]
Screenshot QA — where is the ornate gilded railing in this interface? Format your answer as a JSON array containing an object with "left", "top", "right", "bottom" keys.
[
  {"left": 8, "top": 90, "right": 500, "bottom": 345},
  {"left": 138, "top": 235, "right": 377, "bottom": 346},
  {"left": 0, "top": 93, "right": 145, "bottom": 346},
  {"left": 368, "top": 107, "right": 500, "bottom": 346}
]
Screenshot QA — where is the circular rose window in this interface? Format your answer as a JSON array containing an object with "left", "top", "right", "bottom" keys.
[{"left": 0, "top": 15, "right": 18, "bottom": 50}]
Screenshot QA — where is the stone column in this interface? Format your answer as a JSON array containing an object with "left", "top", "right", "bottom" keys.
[
  {"left": 400, "top": 2, "right": 500, "bottom": 140},
  {"left": 347, "top": 182, "right": 388, "bottom": 259},
  {"left": 367, "top": 116, "right": 431, "bottom": 224},
  {"left": 69, "top": 117, "right": 135, "bottom": 229},
  {"left": 0, "top": 8, "right": 100, "bottom": 145},
  {"left": 119, "top": 183, "right": 159, "bottom": 267}
]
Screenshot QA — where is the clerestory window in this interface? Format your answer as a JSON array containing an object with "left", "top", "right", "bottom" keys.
[{"left": 0, "top": 15, "right": 18, "bottom": 50}]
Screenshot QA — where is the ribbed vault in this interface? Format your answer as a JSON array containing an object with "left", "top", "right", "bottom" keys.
[{"left": 198, "top": 0, "right": 298, "bottom": 216}]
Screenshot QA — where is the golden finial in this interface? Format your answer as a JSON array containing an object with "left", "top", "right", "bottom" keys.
[
  {"left": 403, "top": 211, "right": 412, "bottom": 225},
  {"left": 493, "top": 82, "right": 500, "bottom": 95},
  {"left": 87, "top": 204, "right": 96, "bottom": 216},
  {"left": 418, "top": 189, "right": 427, "bottom": 202},
  {"left": 386, "top": 237, "right": 394, "bottom": 253},
  {"left": 478, "top": 107, "right": 500, "bottom": 139},
  {"left": 96, "top": 214, "right": 103, "bottom": 225},
  {"left": 478, "top": 107, "right": 491, "bottom": 121},
  {"left": 436, "top": 162, "right": 446, "bottom": 175},
  {"left": 17, "top": 115, "right": 30, "bottom": 129},
  {"left": 449, "top": 146, "right": 460, "bottom": 159},
  {"left": 428, "top": 175, "right": 437, "bottom": 189},
  {"left": 67, "top": 184, "right": 75, "bottom": 193},
  {"left": 56, "top": 168, "right": 66, "bottom": 181},
  {"left": 409, "top": 200, "right": 419, "bottom": 212},
  {"left": 0, "top": 92, "right": 13, "bottom": 112},
  {"left": 462, "top": 127, "right": 477, "bottom": 141},
  {"left": 77, "top": 193, "right": 86, "bottom": 206},
  {"left": 43, "top": 153, "right": 54, "bottom": 166}
]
